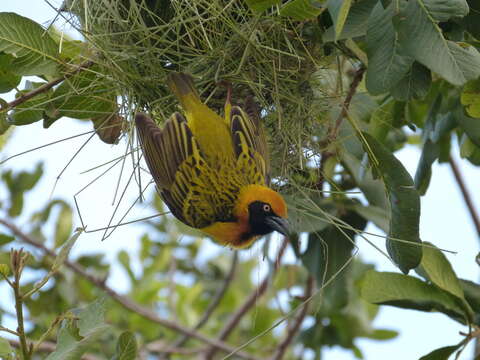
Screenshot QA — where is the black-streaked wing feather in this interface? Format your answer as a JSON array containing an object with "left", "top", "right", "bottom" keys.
[
  {"left": 135, "top": 112, "right": 218, "bottom": 228},
  {"left": 230, "top": 105, "right": 269, "bottom": 185}
]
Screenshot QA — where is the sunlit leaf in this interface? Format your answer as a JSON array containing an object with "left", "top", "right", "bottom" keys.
[{"left": 0, "top": 12, "right": 59, "bottom": 76}]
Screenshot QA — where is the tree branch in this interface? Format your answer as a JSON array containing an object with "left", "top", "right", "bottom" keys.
[
  {"left": 328, "top": 65, "right": 366, "bottom": 143},
  {"left": 449, "top": 156, "right": 480, "bottom": 237},
  {"left": 1, "top": 60, "right": 95, "bottom": 111},
  {"left": 270, "top": 276, "right": 314, "bottom": 360},
  {"left": 0, "top": 218, "right": 261, "bottom": 360},
  {"left": 203, "top": 238, "right": 289, "bottom": 359}
]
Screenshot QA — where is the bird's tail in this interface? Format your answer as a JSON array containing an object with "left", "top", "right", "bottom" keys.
[{"left": 167, "top": 72, "right": 202, "bottom": 111}]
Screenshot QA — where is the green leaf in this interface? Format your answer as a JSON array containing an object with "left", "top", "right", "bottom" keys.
[
  {"left": 52, "top": 228, "right": 82, "bottom": 272},
  {"left": 460, "top": 134, "right": 480, "bottom": 165},
  {"left": 350, "top": 203, "right": 389, "bottom": 232},
  {"left": 342, "top": 152, "right": 388, "bottom": 209},
  {"left": 390, "top": 62, "right": 431, "bottom": 101},
  {"left": 0, "top": 12, "right": 59, "bottom": 76},
  {"left": 11, "top": 81, "right": 52, "bottom": 125},
  {"left": 0, "top": 53, "right": 21, "bottom": 93},
  {"left": 52, "top": 69, "right": 115, "bottom": 121},
  {"left": 55, "top": 204, "right": 73, "bottom": 248},
  {"left": 0, "top": 109, "right": 9, "bottom": 136},
  {"left": 0, "top": 233, "right": 14, "bottom": 246},
  {"left": 284, "top": 193, "right": 336, "bottom": 233},
  {"left": 0, "top": 264, "right": 9, "bottom": 277},
  {"left": 323, "top": 0, "right": 378, "bottom": 41},
  {"left": 423, "top": 0, "right": 468, "bottom": 22},
  {"left": 360, "top": 132, "right": 422, "bottom": 273},
  {"left": 46, "top": 298, "right": 109, "bottom": 360},
  {"left": 360, "top": 270, "right": 470, "bottom": 323},
  {"left": 117, "top": 250, "right": 136, "bottom": 283},
  {"left": 280, "top": 0, "right": 325, "bottom": 20},
  {"left": 456, "top": 107, "right": 480, "bottom": 147},
  {"left": 461, "top": 78, "right": 480, "bottom": 118},
  {"left": 417, "top": 243, "right": 465, "bottom": 299},
  {"left": 302, "top": 212, "right": 366, "bottom": 311},
  {"left": 364, "top": 329, "right": 398, "bottom": 340},
  {"left": 327, "top": 0, "right": 353, "bottom": 41},
  {"left": 245, "top": 0, "right": 281, "bottom": 12},
  {"left": 396, "top": 0, "right": 480, "bottom": 86},
  {"left": 0, "top": 337, "right": 13, "bottom": 356},
  {"left": 365, "top": 2, "right": 413, "bottom": 95},
  {"left": 419, "top": 342, "right": 464, "bottom": 360},
  {"left": 112, "top": 331, "right": 137, "bottom": 360},
  {"left": 414, "top": 139, "right": 441, "bottom": 195}
]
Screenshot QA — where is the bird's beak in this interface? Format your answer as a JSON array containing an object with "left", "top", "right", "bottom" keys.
[{"left": 266, "top": 216, "right": 290, "bottom": 237}]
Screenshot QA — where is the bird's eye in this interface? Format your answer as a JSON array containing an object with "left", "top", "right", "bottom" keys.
[{"left": 263, "top": 204, "right": 271, "bottom": 212}]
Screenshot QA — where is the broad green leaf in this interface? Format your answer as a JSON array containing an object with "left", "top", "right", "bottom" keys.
[
  {"left": 0, "top": 233, "right": 14, "bottom": 246},
  {"left": 327, "top": 0, "right": 353, "bottom": 41},
  {"left": 423, "top": 0, "right": 468, "bottom": 22},
  {"left": 360, "top": 132, "right": 422, "bottom": 273},
  {"left": 417, "top": 243, "right": 465, "bottom": 300},
  {"left": 0, "top": 53, "right": 21, "bottom": 93},
  {"left": 390, "top": 62, "right": 431, "bottom": 101},
  {"left": 369, "top": 98, "right": 394, "bottom": 143},
  {"left": 302, "top": 212, "right": 366, "bottom": 311},
  {"left": 11, "top": 81, "right": 52, "bottom": 125},
  {"left": 284, "top": 193, "right": 336, "bottom": 233},
  {"left": 52, "top": 69, "right": 115, "bottom": 121},
  {"left": 46, "top": 298, "right": 109, "bottom": 360},
  {"left": 460, "top": 279, "right": 480, "bottom": 321},
  {"left": 112, "top": 331, "right": 137, "bottom": 360},
  {"left": 461, "top": 78, "right": 480, "bottom": 118},
  {"left": 351, "top": 203, "right": 389, "bottom": 232},
  {"left": 0, "top": 12, "right": 59, "bottom": 76},
  {"left": 323, "top": 0, "right": 378, "bottom": 41},
  {"left": 455, "top": 107, "right": 480, "bottom": 147},
  {"left": 280, "top": 0, "right": 325, "bottom": 20},
  {"left": 245, "top": 0, "right": 281, "bottom": 12},
  {"left": 342, "top": 152, "right": 388, "bottom": 209},
  {"left": 419, "top": 342, "right": 465, "bottom": 360},
  {"left": 464, "top": 0, "right": 480, "bottom": 38},
  {"left": 365, "top": 2, "right": 413, "bottom": 95},
  {"left": 55, "top": 204, "right": 73, "bottom": 248},
  {"left": 0, "top": 337, "right": 13, "bottom": 356},
  {"left": 360, "top": 270, "right": 470, "bottom": 323},
  {"left": 396, "top": 0, "right": 480, "bottom": 86}
]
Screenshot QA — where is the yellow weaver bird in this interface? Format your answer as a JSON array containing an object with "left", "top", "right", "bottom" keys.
[{"left": 135, "top": 73, "right": 288, "bottom": 248}]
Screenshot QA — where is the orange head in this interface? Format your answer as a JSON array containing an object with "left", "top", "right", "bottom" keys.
[{"left": 234, "top": 184, "right": 289, "bottom": 238}]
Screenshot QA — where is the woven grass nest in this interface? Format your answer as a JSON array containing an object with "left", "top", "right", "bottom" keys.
[{"left": 65, "top": 0, "right": 333, "bottom": 187}]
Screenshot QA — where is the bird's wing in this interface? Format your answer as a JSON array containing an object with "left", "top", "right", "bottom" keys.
[
  {"left": 230, "top": 104, "right": 270, "bottom": 185},
  {"left": 135, "top": 112, "right": 222, "bottom": 228}
]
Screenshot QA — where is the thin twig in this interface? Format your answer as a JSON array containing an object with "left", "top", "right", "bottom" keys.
[
  {"left": 204, "top": 238, "right": 289, "bottom": 359},
  {"left": 0, "top": 325, "right": 20, "bottom": 336},
  {"left": 328, "top": 65, "right": 366, "bottom": 143},
  {"left": 11, "top": 249, "right": 31, "bottom": 360},
  {"left": 270, "top": 276, "right": 314, "bottom": 360},
  {"left": 1, "top": 60, "right": 95, "bottom": 111},
  {"left": 0, "top": 218, "right": 261, "bottom": 360},
  {"left": 449, "top": 156, "right": 480, "bottom": 237}
]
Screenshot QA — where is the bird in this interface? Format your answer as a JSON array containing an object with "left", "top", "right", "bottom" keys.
[{"left": 135, "top": 72, "right": 288, "bottom": 248}]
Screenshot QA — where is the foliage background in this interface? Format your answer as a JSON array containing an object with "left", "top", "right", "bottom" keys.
[{"left": 1, "top": 0, "right": 480, "bottom": 359}]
